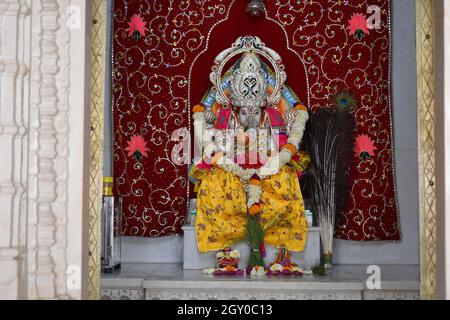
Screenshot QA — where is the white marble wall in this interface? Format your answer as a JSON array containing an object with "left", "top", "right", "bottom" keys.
[{"left": 0, "top": 0, "right": 91, "bottom": 300}]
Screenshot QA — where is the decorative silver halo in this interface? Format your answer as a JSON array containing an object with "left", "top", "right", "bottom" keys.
[{"left": 210, "top": 36, "right": 287, "bottom": 108}]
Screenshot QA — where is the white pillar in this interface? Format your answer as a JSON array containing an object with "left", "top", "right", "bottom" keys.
[
  {"left": 0, "top": 0, "right": 32, "bottom": 300},
  {"left": 0, "top": 0, "right": 91, "bottom": 300}
]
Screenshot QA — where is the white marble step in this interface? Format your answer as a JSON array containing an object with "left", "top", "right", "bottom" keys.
[
  {"left": 100, "top": 263, "right": 420, "bottom": 300},
  {"left": 182, "top": 226, "right": 322, "bottom": 270}
]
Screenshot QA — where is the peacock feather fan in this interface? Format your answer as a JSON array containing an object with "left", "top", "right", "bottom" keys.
[{"left": 304, "top": 89, "right": 356, "bottom": 265}]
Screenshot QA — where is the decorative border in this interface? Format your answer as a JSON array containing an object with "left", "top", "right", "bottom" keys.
[
  {"left": 100, "top": 286, "right": 420, "bottom": 300},
  {"left": 88, "top": 0, "right": 107, "bottom": 300},
  {"left": 416, "top": 0, "right": 437, "bottom": 300},
  {"left": 145, "top": 289, "right": 362, "bottom": 300},
  {"left": 101, "top": 289, "right": 145, "bottom": 300},
  {"left": 387, "top": 0, "right": 402, "bottom": 242}
]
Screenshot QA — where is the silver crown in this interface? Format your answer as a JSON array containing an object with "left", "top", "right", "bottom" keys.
[
  {"left": 230, "top": 53, "right": 268, "bottom": 108},
  {"left": 210, "top": 36, "right": 287, "bottom": 109}
]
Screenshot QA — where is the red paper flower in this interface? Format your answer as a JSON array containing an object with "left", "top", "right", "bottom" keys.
[
  {"left": 196, "top": 160, "right": 213, "bottom": 171},
  {"left": 354, "top": 134, "right": 377, "bottom": 161},
  {"left": 347, "top": 13, "right": 369, "bottom": 40},
  {"left": 125, "top": 135, "right": 150, "bottom": 162},
  {"left": 126, "top": 14, "right": 148, "bottom": 40}
]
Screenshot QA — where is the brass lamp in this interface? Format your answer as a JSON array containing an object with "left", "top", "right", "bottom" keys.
[{"left": 246, "top": 0, "right": 264, "bottom": 17}]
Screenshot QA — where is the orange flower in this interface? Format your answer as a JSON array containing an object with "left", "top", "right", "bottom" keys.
[
  {"left": 192, "top": 104, "right": 205, "bottom": 113},
  {"left": 249, "top": 178, "right": 261, "bottom": 186},
  {"left": 295, "top": 104, "right": 308, "bottom": 112},
  {"left": 283, "top": 143, "right": 297, "bottom": 155},
  {"left": 249, "top": 204, "right": 262, "bottom": 216},
  {"left": 225, "top": 265, "right": 236, "bottom": 272}
]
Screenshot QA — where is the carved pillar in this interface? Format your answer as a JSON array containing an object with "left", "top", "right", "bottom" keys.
[
  {"left": 0, "top": 0, "right": 31, "bottom": 300},
  {"left": 35, "top": 0, "right": 60, "bottom": 299},
  {"left": 0, "top": 0, "right": 91, "bottom": 300}
]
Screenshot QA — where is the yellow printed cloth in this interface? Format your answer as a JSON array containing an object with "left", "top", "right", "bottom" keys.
[{"left": 195, "top": 165, "right": 308, "bottom": 253}]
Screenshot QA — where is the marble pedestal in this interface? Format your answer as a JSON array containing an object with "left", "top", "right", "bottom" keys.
[{"left": 182, "top": 226, "right": 322, "bottom": 270}]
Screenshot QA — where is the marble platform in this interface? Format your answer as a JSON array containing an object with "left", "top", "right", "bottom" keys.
[
  {"left": 100, "top": 263, "right": 420, "bottom": 300},
  {"left": 182, "top": 226, "right": 322, "bottom": 270}
]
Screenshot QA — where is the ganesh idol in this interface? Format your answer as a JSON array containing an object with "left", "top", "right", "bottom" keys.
[{"left": 189, "top": 36, "right": 310, "bottom": 256}]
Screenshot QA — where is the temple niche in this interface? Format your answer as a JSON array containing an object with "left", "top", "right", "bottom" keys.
[
  {"left": 102, "top": 0, "right": 420, "bottom": 299},
  {"left": 3, "top": 0, "right": 450, "bottom": 302}
]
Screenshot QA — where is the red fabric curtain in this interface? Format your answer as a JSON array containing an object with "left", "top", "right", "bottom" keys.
[{"left": 113, "top": 0, "right": 400, "bottom": 241}]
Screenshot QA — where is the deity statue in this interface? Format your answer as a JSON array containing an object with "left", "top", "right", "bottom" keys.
[
  {"left": 189, "top": 36, "right": 310, "bottom": 259},
  {"left": 216, "top": 247, "right": 240, "bottom": 269}
]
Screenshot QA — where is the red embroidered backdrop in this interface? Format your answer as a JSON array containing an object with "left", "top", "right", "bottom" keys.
[{"left": 113, "top": 0, "right": 400, "bottom": 241}]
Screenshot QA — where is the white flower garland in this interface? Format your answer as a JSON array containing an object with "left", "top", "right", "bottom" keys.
[
  {"left": 288, "top": 110, "right": 309, "bottom": 149},
  {"left": 218, "top": 156, "right": 257, "bottom": 181},
  {"left": 193, "top": 112, "right": 216, "bottom": 159},
  {"left": 247, "top": 183, "right": 263, "bottom": 207},
  {"left": 194, "top": 108, "right": 309, "bottom": 196}
]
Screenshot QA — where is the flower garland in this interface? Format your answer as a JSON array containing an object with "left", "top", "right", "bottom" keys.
[
  {"left": 193, "top": 106, "right": 309, "bottom": 180},
  {"left": 247, "top": 175, "right": 264, "bottom": 219},
  {"left": 192, "top": 106, "right": 309, "bottom": 212},
  {"left": 288, "top": 108, "right": 309, "bottom": 148},
  {"left": 218, "top": 156, "right": 258, "bottom": 181}
]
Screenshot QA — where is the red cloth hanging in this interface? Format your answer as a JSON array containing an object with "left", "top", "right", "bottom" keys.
[{"left": 113, "top": 0, "right": 400, "bottom": 241}]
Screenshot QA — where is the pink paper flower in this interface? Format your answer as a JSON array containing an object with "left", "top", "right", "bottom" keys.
[
  {"left": 354, "top": 134, "right": 377, "bottom": 161},
  {"left": 347, "top": 13, "right": 370, "bottom": 40},
  {"left": 126, "top": 14, "right": 149, "bottom": 40},
  {"left": 125, "top": 135, "right": 150, "bottom": 161}
]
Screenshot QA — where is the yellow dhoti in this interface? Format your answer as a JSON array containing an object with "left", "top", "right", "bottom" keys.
[{"left": 195, "top": 166, "right": 308, "bottom": 253}]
